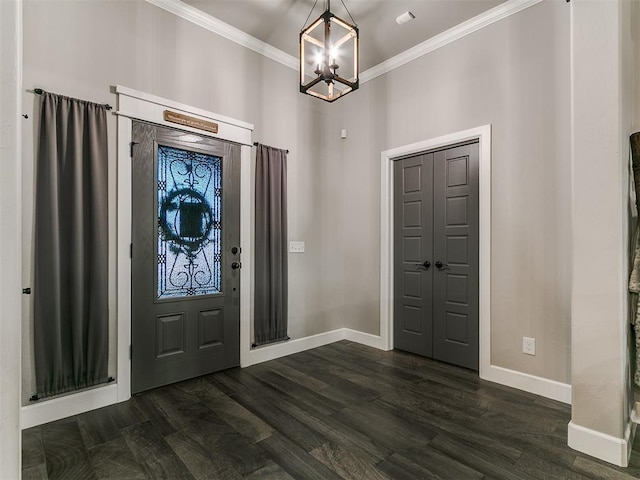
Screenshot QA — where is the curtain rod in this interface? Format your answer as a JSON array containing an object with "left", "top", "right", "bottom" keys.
[
  {"left": 33, "top": 88, "right": 112, "bottom": 111},
  {"left": 253, "top": 141, "right": 289, "bottom": 154}
]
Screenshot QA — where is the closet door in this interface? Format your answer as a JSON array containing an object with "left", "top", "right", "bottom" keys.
[
  {"left": 393, "top": 154, "right": 434, "bottom": 357},
  {"left": 393, "top": 142, "right": 479, "bottom": 371},
  {"left": 433, "top": 143, "right": 479, "bottom": 370}
]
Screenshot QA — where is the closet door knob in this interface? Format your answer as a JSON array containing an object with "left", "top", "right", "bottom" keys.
[
  {"left": 435, "top": 261, "right": 450, "bottom": 270},
  {"left": 415, "top": 261, "right": 431, "bottom": 269}
]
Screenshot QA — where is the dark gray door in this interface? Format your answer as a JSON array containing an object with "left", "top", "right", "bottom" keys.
[
  {"left": 432, "top": 144, "right": 479, "bottom": 370},
  {"left": 131, "top": 121, "right": 241, "bottom": 393},
  {"left": 393, "top": 142, "right": 479, "bottom": 370},
  {"left": 393, "top": 154, "right": 434, "bottom": 357}
]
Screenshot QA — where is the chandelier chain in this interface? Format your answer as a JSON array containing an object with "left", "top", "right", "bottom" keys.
[
  {"left": 301, "top": 0, "right": 319, "bottom": 30},
  {"left": 339, "top": 0, "right": 357, "bottom": 27},
  {"left": 301, "top": 0, "right": 357, "bottom": 29}
]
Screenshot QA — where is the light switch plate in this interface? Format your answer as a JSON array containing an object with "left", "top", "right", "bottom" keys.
[{"left": 289, "top": 241, "right": 305, "bottom": 253}]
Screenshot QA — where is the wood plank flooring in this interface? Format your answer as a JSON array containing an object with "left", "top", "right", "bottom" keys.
[{"left": 22, "top": 341, "right": 640, "bottom": 479}]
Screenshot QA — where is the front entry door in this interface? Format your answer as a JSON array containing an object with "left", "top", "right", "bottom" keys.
[
  {"left": 131, "top": 121, "right": 241, "bottom": 393},
  {"left": 393, "top": 142, "right": 479, "bottom": 370}
]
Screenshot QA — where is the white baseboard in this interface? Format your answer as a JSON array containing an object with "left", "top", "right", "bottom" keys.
[
  {"left": 343, "top": 329, "right": 390, "bottom": 350},
  {"left": 21, "top": 383, "right": 119, "bottom": 430},
  {"left": 244, "top": 328, "right": 390, "bottom": 368},
  {"left": 568, "top": 419, "right": 635, "bottom": 467},
  {"left": 242, "top": 328, "right": 347, "bottom": 367},
  {"left": 481, "top": 365, "right": 572, "bottom": 404}
]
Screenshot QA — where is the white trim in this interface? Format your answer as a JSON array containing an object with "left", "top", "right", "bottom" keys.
[
  {"left": 344, "top": 329, "right": 389, "bottom": 350},
  {"left": 115, "top": 85, "right": 253, "bottom": 146},
  {"left": 116, "top": 114, "right": 133, "bottom": 403},
  {"left": 21, "top": 384, "right": 118, "bottom": 430},
  {"left": 568, "top": 419, "right": 636, "bottom": 467},
  {"left": 239, "top": 144, "right": 253, "bottom": 369},
  {"left": 380, "top": 125, "right": 492, "bottom": 381},
  {"left": 144, "top": 0, "right": 542, "bottom": 86},
  {"left": 478, "top": 128, "right": 492, "bottom": 378},
  {"left": 242, "top": 329, "right": 347, "bottom": 367},
  {"left": 144, "top": 0, "right": 298, "bottom": 71},
  {"left": 360, "top": 0, "right": 543, "bottom": 83},
  {"left": 380, "top": 153, "right": 394, "bottom": 352},
  {"left": 115, "top": 85, "right": 254, "bottom": 132},
  {"left": 483, "top": 365, "right": 571, "bottom": 404},
  {"left": 242, "top": 328, "right": 397, "bottom": 368}
]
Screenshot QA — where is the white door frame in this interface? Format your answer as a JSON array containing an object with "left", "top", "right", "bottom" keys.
[
  {"left": 115, "top": 86, "right": 254, "bottom": 401},
  {"left": 379, "top": 125, "right": 492, "bottom": 379}
]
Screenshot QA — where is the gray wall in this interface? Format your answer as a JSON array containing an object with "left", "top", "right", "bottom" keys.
[
  {"left": 20, "top": 0, "right": 338, "bottom": 404},
  {"left": 335, "top": 0, "right": 572, "bottom": 383}
]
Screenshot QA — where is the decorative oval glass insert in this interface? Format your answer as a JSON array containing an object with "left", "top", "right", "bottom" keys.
[{"left": 157, "top": 145, "right": 222, "bottom": 299}]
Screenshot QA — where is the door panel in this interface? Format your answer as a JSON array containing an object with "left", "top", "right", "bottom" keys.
[
  {"left": 198, "top": 309, "right": 224, "bottom": 348},
  {"left": 433, "top": 143, "right": 479, "bottom": 370},
  {"left": 393, "top": 154, "right": 433, "bottom": 356},
  {"left": 393, "top": 142, "right": 479, "bottom": 371},
  {"left": 156, "top": 313, "right": 185, "bottom": 357},
  {"left": 131, "top": 121, "right": 240, "bottom": 393}
]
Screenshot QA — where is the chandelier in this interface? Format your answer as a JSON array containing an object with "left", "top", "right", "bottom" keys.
[{"left": 299, "top": 0, "right": 359, "bottom": 102}]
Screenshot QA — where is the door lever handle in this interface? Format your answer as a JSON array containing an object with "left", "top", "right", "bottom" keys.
[
  {"left": 435, "top": 261, "right": 450, "bottom": 270},
  {"left": 415, "top": 261, "right": 431, "bottom": 269}
]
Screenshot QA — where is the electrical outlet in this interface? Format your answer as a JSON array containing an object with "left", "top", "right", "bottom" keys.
[
  {"left": 523, "top": 337, "right": 536, "bottom": 356},
  {"left": 289, "top": 241, "right": 305, "bottom": 253}
]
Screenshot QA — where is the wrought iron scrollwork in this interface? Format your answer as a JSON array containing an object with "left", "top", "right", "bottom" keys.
[{"left": 157, "top": 145, "right": 222, "bottom": 299}]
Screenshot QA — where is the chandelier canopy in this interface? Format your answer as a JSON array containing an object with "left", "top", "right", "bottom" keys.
[{"left": 299, "top": 0, "right": 359, "bottom": 102}]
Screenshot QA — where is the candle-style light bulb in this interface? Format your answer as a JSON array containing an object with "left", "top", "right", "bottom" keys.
[{"left": 314, "top": 51, "right": 323, "bottom": 74}]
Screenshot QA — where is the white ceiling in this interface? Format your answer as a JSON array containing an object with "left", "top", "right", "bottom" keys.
[{"left": 181, "top": 0, "right": 507, "bottom": 72}]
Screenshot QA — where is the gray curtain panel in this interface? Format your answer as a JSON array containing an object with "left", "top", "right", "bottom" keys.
[
  {"left": 254, "top": 144, "right": 288, "bottom": 346},
  {"left": 33, "top": 92, "right": 109, "bottom": 398}
]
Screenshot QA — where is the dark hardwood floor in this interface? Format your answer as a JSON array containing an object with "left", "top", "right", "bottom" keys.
[{"left": 22, "top": 341, "right": 640, "bottom": 479}]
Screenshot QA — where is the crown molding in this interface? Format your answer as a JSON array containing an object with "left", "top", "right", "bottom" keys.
[
  {"left": 146, "top": 0, "right": 543, "bottom": 85},
  {"left": 360, "top": 0, "right": 544, "bottom": 83},
  {"left": 145, "top": 0, "right": 298, "bottom": 70}
]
